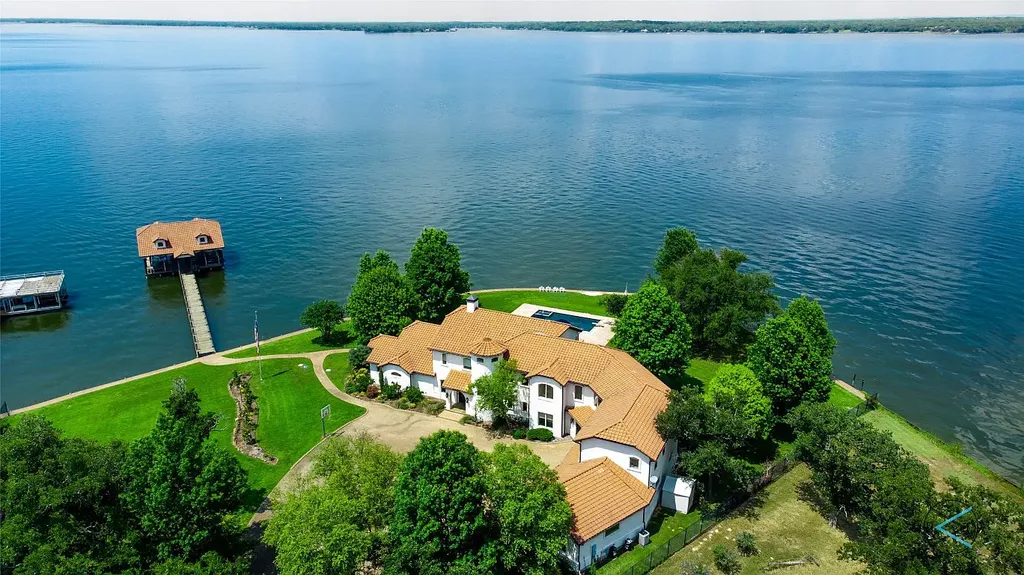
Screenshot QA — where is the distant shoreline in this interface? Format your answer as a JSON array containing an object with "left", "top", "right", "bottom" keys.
[{"left": 3, "top": 17, "right": 1023, "bottom": 34}]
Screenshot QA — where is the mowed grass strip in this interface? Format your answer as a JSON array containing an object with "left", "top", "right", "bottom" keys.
[
  {"left": 24, "top": 359, "right": 364, "bottom": 508},
  {"left": 829, "top": 384, "right": 864, "bottom": 410},
  {"left": 225, "top": 322, "right": 357, "bottom": 358},
  {"left": 323, "top": 352, "right": 353, "bottom": 390},
  {"left": 473, "top": 290, "right": 610, "bottom": 316},
  {"left": 651, "top": 465, "right": 863, "bottom": 575},
  {"left": 596, "top": 509, "right": 702, "bottom": 575}
]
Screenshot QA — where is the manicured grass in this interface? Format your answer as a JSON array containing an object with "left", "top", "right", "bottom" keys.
[
  {"left": 323, "top": 352, "right": 353, "bottom": 390},
  {"left": 861, "top": 408, "right": 1021, "bottom": 500},
  {"left": 829, "top": 384, "right": 864, "bottom": 410},
  {"left": 651, "top": 465, "right": 863, "bottom": 575},
  {"left": 596, "top": 509, "right": 702, "bottom": 575},
  {"left": 225, "top": 322, "right": 356, "bottom": 358},
  {"left": 473, "top": 290, "right": 610, "bottom": 316},
  {"left": 23, "top": 359, "right": 364, "bottom": 510}
]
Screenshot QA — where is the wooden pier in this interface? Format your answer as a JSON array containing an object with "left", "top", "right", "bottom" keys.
[{"left": 179, "top": 273, "right": 215, "bottom": 356}]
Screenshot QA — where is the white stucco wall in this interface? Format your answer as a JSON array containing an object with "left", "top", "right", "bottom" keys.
[
  {"left": 412, "top": 373, "right": 441, "bottom": 399},
  {"left": 564, "top": 382, "right": 598, "bottom": 409},
  {"left": 581, "top": 438, "right": 651, "bottom": 484},
  {"left": 377, "top": 364, "right": 411, "bottom": 390},
  {"left": 574, "top": 506, "right": 647, "bottom": 570},
  {"left": 528, "top": 375, "right": 564, "bottom": 437}
]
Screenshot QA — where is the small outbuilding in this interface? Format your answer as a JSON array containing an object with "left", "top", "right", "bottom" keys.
[
  {"left": 136, "top": 218, "right": 225, "bottom": 276},
  {"left": 0, "top": 271, "right": 68, "bottom": 317},
  {"left": 660, "top": 475, "right": 696, "bottom": 514}
]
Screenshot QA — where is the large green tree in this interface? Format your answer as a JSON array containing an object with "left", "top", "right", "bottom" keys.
[
  {"left": 469, "top": 359, "right": 524, "bottom": 428},
  {"left": 656, "top": 228, "right": 779, "bottom": 359},
  {"left": 389, "top": 431, "right": 493, "bottom": 575},
  {"left": 610, "top": 280, "right": 692, "bottom": 382},
  {"left": 704, "top": 364, "right": 773, "bottom": 439},
  {"left": 299, "top": 299, "right": 345, "bottom": 342},
  {"left": 785, "top": 295, "right": 836, "bottom": 361},
  {"left": 405, "top": 228, "right": 472, "bottom": 322},
  {"left": 483, "top": 444, "right": 572, "bottom": 575},
  {"left": 263, "top": 486, "right": 370, "bottom": 575},
  {"left": 346, "top": 250, "right": 418, "bottom": 344},
  {"left": 747, "top": 313, "right": 832, "bottom": 416},
  {"left": 121, "top": 379, "right": 248, "bottom": 563}
]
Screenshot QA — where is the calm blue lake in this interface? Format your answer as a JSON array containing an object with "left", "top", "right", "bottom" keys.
[{"left": 1, "top": 24, "right": 1022, "bottom": 480}]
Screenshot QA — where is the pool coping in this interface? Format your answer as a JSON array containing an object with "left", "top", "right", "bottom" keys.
[{"left": 510, "top": 304, "right": 615, "bottom": 346}]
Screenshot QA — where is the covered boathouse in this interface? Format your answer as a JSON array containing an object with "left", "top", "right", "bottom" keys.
[
  {"left": 0, "top": 271, "right": 68, "bottom": 317},
  {"left": 136, "top": 218, "right": 225, "bottom": 276}
]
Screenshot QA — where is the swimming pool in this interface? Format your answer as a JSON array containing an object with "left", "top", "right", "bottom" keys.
[{"left": 531, "top": 309, "right": 601, "bottom": 332}]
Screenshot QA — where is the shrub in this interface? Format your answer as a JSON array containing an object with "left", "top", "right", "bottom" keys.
[
  {"left": 344, "top": 368, "right": 373, "bottom": 394},
  {"left": 404, "top": 387, "right": 424, "bottom": 403},
  {"left": 512, "top": 428, "right": 527, "bottom": 439},
  {"left": 420, "top": 399, "right": 445, "bottom": 416},
  {"left": 396, "top": 398, "right": 410, "bottom": 410},
  {"left": 459, "top": 415, "right": 476, "bottom": 425},
  {"left": 348, "top": 344, "right": 372, "bottom": 371},
  {"left": 713, "top": 545, "right": 741, "bottom": 575},
  {"left": 599, "top": 293, "right": 629, "bottom": 317},
  {"left": 526, "top": 428, "right": 554, "bottom": 442},
  {"left": 679, "top": 562, "right": 712, "bottom": 575},
  {"left": 380, "top": 381, "right": 402, "bottom": 401},
  {"left": 736, "top": 531, "right": 758, "bottom": 556},
  {"left": 366, "top": 384, "right": 380, "bottom": 399}
]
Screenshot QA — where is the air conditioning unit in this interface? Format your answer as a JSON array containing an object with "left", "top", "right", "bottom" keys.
[{"left": 638, "top": 530, "right": 651, "bottom": 547}]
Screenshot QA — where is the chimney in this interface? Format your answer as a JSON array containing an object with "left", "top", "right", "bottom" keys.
[{"left": 466, "top": 295, "right": 479, "bottom": 313}]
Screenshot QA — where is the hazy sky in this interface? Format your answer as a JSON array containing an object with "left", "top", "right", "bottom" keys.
[{"left": 3, "top": 0, "right": 1022, "bottom": 22}]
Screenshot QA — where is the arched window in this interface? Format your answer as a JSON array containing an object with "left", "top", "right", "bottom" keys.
[{"left": 538, "top": 383, "right": 554, "bottom": 400}]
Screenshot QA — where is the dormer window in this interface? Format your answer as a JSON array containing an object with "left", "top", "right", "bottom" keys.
[
  {"left": 196, "top": 234, "right": 211, "bottom": 245},
  {"left": 154, "top": 239, "right": 169, "bottom": 249}
]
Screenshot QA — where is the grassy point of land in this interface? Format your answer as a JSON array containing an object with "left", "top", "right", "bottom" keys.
[
  {"left": 828, "top": 384, "right": 864, "bottom": 410},
  {"left": 596, "top": 509, "right": 702, "bottom": 575},
  {"left": 323, "top": 352, "right": 353, "bottom": 389},
  {"left": 23, "top": 358, "right": 364, "bottom": 510},
  {"left": 473, "top": 290, "right": 610, "bottom": 316},
  {"left": 225, "top": 322, "right": 356, "bottom": 358},
  {"left": 651, "top": 465, "right": 863, "bottom": 575}
]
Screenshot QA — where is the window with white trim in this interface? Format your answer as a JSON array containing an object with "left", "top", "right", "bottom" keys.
[
  {"left": 442, "top": 353, "right": 447, "bottom": 364},
  {"left": 574, "top": 385, "right": 583, "bottom": 401},
  {"left": 521, "top": 402, "right": 528, "bottom": 412},
  {"left": 537, "top": 412, "right": 553, "bottom": 428},
  {"left": 463, "top": 357, "right": 471, "bottom": 369},
  {"left": 476, "top": 357, "right": 483, "bottom": 363},
  {"left": 154, "top": 239, "right": 168, "bottom": 249},
  {"left": 491, "top": 357, "right": 499, "bottom": 364},
  {"left": 629, "top": 457, "right": 640, "bottom": 470},
  {"left": 197, "top": 235, "right": 210, "bottom": 245},
  {"left": 538, "top": 383, "right": 555, "bottom": 399}
]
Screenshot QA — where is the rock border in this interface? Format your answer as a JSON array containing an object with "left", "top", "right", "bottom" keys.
[{"left": 228, "top": 372, "right": 278, "bottom": 465}]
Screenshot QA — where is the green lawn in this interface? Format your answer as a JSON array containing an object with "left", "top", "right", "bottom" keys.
[
  {"left": 473, "top": 290, "right": 610, "bottom": 316},
  {"left": 651, "top": 465, "right": 863, "bottom": 575},
  {"left": 323, "top": 352, "right": 353, "bottom": 390},
  {"left": 24, "top": 358, "right": 365, "bottom": 510},
  {"left": 861, "top": 408, "right": 1021, "bottom": 500},
  {"left": 225, "top": 322, "right": 356, "bottom": 358},
  {"left": 829, "top": 384, "right": 864, "bottom": 410},
  {"left": 596, "top": 509, "right": 702, "bottom": 575}
]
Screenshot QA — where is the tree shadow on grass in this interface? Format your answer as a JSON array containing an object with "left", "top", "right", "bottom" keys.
[
  {"left": 665, "top": 372, "right": 704, "bottom": 391},
  {"left": 732, "top": 488, "right": 771, "bottom": 521},
  {"left": 795, "top": 479, "right": 860, "bottom": 541}
]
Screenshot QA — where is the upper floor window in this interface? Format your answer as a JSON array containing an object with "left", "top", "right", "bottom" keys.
[
  {"left": 491, "top": 357, "right": 499, "bottom": 364},
  {"left": 196, "top": 234, "right": 211, "bottom": 245},
  {"left": 629, "top": 457, "right": 640, "bottom": 470},
  {"left": 462, "top": 357, "right": 471, "bottom": 369},
  {"left": 574, "top": 385, "right": 583, "bottom": 401},
  {"left": 538, "top": 383, "right": 554, "bottom": 400},
  {"left": 154, "top": 239, "right": 169, "bottom": 249},
  {"left": 442, "top": 353, "right": 448, "bottom": 364},
  {"left": 537, "top": 412, "right": 553, "bottom": 428},
  {"left": 476, "top": 357, "right": 483, "bottom": 363}
]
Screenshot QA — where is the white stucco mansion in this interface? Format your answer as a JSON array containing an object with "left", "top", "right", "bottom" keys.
[{"left": 367, "top": 295, "right": 695, "bottom": 571}]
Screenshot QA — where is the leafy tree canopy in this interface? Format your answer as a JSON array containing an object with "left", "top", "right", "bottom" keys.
[
  {"left": 747, "top": 313, "right": 832, "bottom": 416},
  {"left": 405, "top": 228, "right": 472, "bottom": 323},
  {"left": 483, "top": 444, "right": 572, "bottom": 575},
  {"left": 785, "top": 295, "right": 836, "bottom": 360},
  {"left": 312, "top": 433, "right": 403, "bottom": 534},
  {"left": 263, "top": 486, "right": 371, "bottom": 575},
  {"left": 348, "top": 344, "right": 372, "bottom": 371},
  {"left": 121, "top": 378, "right": 248, "bottom": 563},
  {"left": 656, "top": 228, "right": 779, "bottom": 360},
  {"left": 704, "top": 364, "right": 773, "bottom": 439},
  {"left": 610, "top": 280, "right": 692, "bottom": 382},
  {"left": 469, "top": 359, "right": 524, "bottom": 428},
  {"left": 347, "top": 251, "right": 418, "bottom": 344},
  {"left": 299, "top": 299, "right": 345, "bottom": 341}
]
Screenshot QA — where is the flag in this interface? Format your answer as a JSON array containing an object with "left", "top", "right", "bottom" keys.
[{"left": 254, "top": 311, "right": 260, "bottom": 355}]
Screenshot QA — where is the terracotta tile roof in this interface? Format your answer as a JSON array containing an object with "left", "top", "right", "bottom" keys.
[
  {"left": 560, "top": 442, "right": 582, "bottom": 467},
  {"left": 441, "top": 369, "right": 471, "bottom": 392},
  {"left": 136, "top": 219, "right": 224, "bottom": 258},
  {"left": 557, "top": 457, "right": 655, "bottom": 542},
  {"left": 568, "top": 405, "right": 596, "bottom": 427},
  {"left": 469, "top": 337, "right": 508, "bottom": 356},
  {"left": 366, "top": 321, "right": 440, "bottom": 376},
  {"left": 429, "top": 307, "right": 572, "bottom": 356},
  {"left": 575, "top": 386, "right": 669, "bottom": 460}
]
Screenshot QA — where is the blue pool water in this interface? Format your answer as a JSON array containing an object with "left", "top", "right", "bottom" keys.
[{"left": 533, "top": 310, "right": 601, "bottom": 333}]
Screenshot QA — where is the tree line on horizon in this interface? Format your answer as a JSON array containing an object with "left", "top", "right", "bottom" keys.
[{"left": 6, "top": 17, "right": 1024, "bottom": 34}]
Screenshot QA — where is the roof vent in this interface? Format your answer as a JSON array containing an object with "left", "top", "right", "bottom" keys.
[{"left": 466, "top": 295, "right": 479, "bottom": 313}]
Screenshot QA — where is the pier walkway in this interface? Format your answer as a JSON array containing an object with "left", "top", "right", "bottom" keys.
[{"left": 179, "top": 273, "right": 215, "bottom": 356}]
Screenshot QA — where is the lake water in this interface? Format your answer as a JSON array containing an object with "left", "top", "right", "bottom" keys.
[{"left": 1, "top": 24, "right": 1022, "bottom": 481}]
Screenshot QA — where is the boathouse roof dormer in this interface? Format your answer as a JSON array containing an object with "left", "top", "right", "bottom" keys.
[{"left": 136, "top": 218, "right": 226, "bottom": 277}]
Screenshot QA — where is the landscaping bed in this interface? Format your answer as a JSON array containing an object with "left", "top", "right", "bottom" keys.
[{"left": 228, "top": 371, "right": 277, "bottom": 464}]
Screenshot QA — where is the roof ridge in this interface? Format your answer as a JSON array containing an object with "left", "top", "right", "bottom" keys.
[{"left": 605, "top": 459, "right": 656, "bottom": 500}]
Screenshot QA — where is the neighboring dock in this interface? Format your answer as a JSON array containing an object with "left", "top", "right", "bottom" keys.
[{"left": 180, "top": 273, "right": 215, "bottom": 356}]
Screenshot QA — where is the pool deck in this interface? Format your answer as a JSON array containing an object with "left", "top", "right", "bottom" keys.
[{"left": 510, "top": 304, "right": 615, "bottom": 346}]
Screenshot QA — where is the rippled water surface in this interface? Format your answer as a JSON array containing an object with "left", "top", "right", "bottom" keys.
[{"left": 1, "top": 24, "right": 1022, "bottom": 480}]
